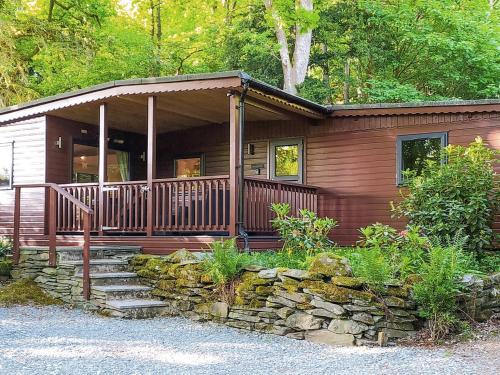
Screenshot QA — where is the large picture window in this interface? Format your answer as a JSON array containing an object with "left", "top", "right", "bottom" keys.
[
  {"left": 396, "top": 132, "right": 447, "bottom": 185},
  {"left": 72, "top": 143, "right": 130, "bottom": 183},
  {"left": 270, "top": 139, "right": 303, "bottom": 183},
  {"left": 174, "top": 155, "right": 203, "bottom": 178},
  {"left": 0, "top": 141, "right": 13, "bottom": 189}
]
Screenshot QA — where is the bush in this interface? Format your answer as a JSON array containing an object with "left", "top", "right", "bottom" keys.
[
  {"left": 202, "top": 238, "right": 249, "bottom": 286},
  {"left": 393, "top": 138, "right": 499, "bottom": 252},
  {"left": 249, "top": 249, "right": 314, "bottom": 270},
  {"left": 412, "top": 242, "right": 476, "bottom": 341},
  {"left": 271, "top": 203, "right": 337, "bottom": 253},
  {"left": 357, "top": 223, "right": 428, "bottom": 281},
  {"left": 0, "top": 236, "right": 12, "bottom": 258},
  {"left": 348, "top": 247, "right": 394, "bottom": 290},
  {"left": 0, "top": 259, "right": 12, "bottom": 277}
]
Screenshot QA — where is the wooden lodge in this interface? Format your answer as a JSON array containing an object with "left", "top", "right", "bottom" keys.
[{"left": 0, "top": 71, "right": 499, "bottom": 256}]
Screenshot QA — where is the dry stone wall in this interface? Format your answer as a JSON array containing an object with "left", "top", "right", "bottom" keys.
[
  {"left": 11, "top": 249, "right": 88, "bottom": 306},
  {"left": 130, "top": 251, "right": 420, "bottom": 346}
]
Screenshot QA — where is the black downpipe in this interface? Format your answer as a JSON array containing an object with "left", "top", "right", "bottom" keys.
[{"left": 238, "top": 80, "right": 250, "bottom": 251}]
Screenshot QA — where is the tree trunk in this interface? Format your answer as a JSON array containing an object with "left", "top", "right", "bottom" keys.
[
  {"left": 48, "top": 0, "right": 55, "bottom": 22},
  {"left": 343, "top": 59, "right": 350, "bottom": 104},
  {"left": 264, "top": 0, "right": 314, "bottom": 95}
]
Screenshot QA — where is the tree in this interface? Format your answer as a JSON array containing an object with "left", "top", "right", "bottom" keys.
[{"left": 263, "top": 0, "right": 318, "bottom": 94}]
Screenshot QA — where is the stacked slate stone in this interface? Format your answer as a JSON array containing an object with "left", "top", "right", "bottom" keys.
[
  {"left": 132, "top": 251, "right": 419, "bottom": 346},
  {"left": 11, "top": 249, "right": 85, "bottom": 305},
  {"left": 458, "top": 273, "right": 500, "bottom": 322}
]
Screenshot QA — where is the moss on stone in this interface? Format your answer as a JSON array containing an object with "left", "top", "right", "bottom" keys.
[
  {"left": 0, "top": 279, "right": 62, "bottom": 306},
  {"left": 156, "top": 279, "right": 176, "bottom": 291},
  {"left": 308, "top": 253, "right": 352, "bottom": 278},
  {"left": 130, "top": 254, "right": 156, "bottom": 268},
  {"left": 383, "top": 296, "right": 406, "bottom": 308},
  {"left": 167, "top": 249, "right": 197, "bottom": 263},
  {"left": 279, "top": 277, "right": 300, "bottom": 293},
  {"left": 331, "top": 276, "right": 363, "bottom": 288},
  {"left": 255, "top": 285, "right": 274, "bottom": 296},
  {"left": 299, "top": 280, "right": 374, "bottom": 303}
]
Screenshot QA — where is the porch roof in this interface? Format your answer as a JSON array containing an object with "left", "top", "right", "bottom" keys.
[{"left": 0, "top": 71, "right": 327, "bottom": 132}]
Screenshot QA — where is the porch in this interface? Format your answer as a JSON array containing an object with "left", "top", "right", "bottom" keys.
[{"left": 11, "top": 73, "right": 322, "bottom": 256}]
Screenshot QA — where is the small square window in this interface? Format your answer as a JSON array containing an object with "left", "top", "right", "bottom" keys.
[
  {"left": 397, "top": 132, "right": 447, "bottom": 185},
  {"left": 270, "top": 139, "right": 303, "bottom": 183},
  {"left": 174, "top": 156, "right": 203, "bottom": 178},
  {"left": 0, "top": 142, "right": 13, "bottom": 189}
]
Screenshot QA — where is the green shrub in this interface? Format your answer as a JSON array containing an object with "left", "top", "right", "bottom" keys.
[
  {"left": 393, "top": 137, "right": 499, "bottom": 252},
  {"left": 475, "top": 251, "right": 500, "bottom": 274},
  {"left": 271, "top": 203, "right": 337, "bottom": 253},
  {"left": 202, "top": 238, "right": 250, "bottom": 286},
  {"left": 248, "top": 249, "right": 314, "bottom": 270},
  {"left": 0, "top": 236, "right": 12, "bottom": 258},
  {"left": 0, "top": 259, "right": 12, "bottom": 277},
  {"left": 348, "top": 247, "right": 394, "bottom": 290},
  {"left": 413, "top": 242, "right": 476, "bottom": 341},
  {"left": 357, "top": 223, "right": 428, "bottom": 281}
]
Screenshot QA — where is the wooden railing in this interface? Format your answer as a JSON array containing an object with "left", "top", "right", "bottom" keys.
[
  {"left": 55, "top": 176, "right": 317, "bottom": 235},
  {"left": 152, "top": 176, "right": 230, "bottom": 232},
  {"left": 13, "top": 183, "right": 93, "bottom": 300},
  {"left": 243, "top": 178, "right": 318, "bottom": 233}
]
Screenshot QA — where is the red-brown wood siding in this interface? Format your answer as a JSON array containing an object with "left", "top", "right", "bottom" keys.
[
  {"left": 45, "top": 116, "right": 146, "bottom": 184},
  {"left": 308, "top": 112, "right": 500, "bottom": 245}
]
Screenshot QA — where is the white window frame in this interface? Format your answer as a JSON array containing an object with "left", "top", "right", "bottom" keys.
[
  {"left": 396, "top": 132, "right": 447, "bottom": 185},
  {"left": 0, "top": 141, "right": 14, "bottom": 190}
]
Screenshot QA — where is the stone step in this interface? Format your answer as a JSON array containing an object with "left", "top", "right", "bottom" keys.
[
  {"left": 58, "top": 246, "right": 141, "bottom": 262},
  {"left": 104, "top": 299, "right": 171, "bottom": 319},
  {"left": 92, "top": 284, "right": 153, "bottom": 300},
  {"left": 75, "top": 272, "right": 139, "bottom": 286},
  {"left": 60, "top": 259, "right": 129, "bottom": 274}
]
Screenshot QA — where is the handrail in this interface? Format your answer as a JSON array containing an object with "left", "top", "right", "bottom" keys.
[
  {"left": 243, "top": 177, "right": 319, "bottom": 190},
  {"left": 14, "top": 183, "right": 94, "bottom": 214},
  {"left": 13, "top": 183, "right": 93, "bottom": 301},
  {"left": 153, "top": 175, "right": 229, "bottom": 183}
]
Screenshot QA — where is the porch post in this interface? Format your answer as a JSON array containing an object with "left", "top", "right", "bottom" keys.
[
  {"left": 98, "top": 103, "right": 108, "bottom": 235},
  {"left": 146, "top": 96, "right": 157, "bottom": 237},
  {"left": 229, "top": 92, "right": 240, "bottom": 237}
]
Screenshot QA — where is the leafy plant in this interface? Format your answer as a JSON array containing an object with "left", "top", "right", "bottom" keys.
[
  {"left": 0, "top": 236, "right": 12, "bottom": 259},
  {"left": 413, "top": 242, "right": 476, "bottom": 341},
  {"left": 349, "top": 247, "right": 394, "bottom": 291},
  {"left": 202, "top": 238, "right": 249, "bottom": 286},
  {"left": 0, "top": 259, "right": 12, "bottom": 277},
  {"left": 271, "top": 203, "right": 337, "bottom": 253},
  {"left": 248, "top": 249, "right": 314, "bottom": 270},
  {"left": 393, "top": 138, "right": 499, "bottom": 253}
]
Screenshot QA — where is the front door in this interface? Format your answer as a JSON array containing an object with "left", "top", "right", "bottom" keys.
[{"left": 270, "top": 138, "right": 304, "bottom": 183}]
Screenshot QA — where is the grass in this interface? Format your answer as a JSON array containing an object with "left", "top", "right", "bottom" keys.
[{"left": 0, "top": 279, "right": 62, "bottom": 306}]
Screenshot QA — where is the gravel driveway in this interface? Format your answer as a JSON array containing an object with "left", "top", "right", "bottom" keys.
[{"left": 0, "top": 306, "right": 498, "bottom": 375}]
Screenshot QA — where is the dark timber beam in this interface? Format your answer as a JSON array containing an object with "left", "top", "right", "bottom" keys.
[
  {"left": 146, "top": 96, "right": 157, "bottom": 237},
  {"left": 98, "top": 103, "right": 108, "bottom": 235},
  {"left": 228, "top": 92, "right": 240, "bottom": 237}
]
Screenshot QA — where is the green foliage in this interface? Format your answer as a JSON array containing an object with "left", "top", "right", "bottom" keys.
[
  {"left": 348, "top": 247, "right": 393, "bottom": 290},
  {"left": 202, "top": 238, "right": 249, "bottom": 286},
  {"left": 248, "top": 249, "right": 314, "bottom": 270},
  {"left": 393, "top": 138, "right": 499, "bottom": 252},
  {"left": 0, "top": 259, "right": 12, "bottom": 276},
  {"left": 0, "top": 236, "right": 12, "bottom": 258},
  {"left": 271, "top": 203, "right": 337, "bottom": 253},
  {"left": 412, "top": 242, "right": 476, "bottom": 341},
  {"left": 475, "top": 251, "right": 500, "bottom": 274},
  {"left": 1, "top": 0, "right": 498, "bottom": 106}
]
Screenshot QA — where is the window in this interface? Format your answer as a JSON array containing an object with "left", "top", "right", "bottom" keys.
[
  {"left": 0, "top": 142, "right": 13, "bottom": 189},
  {"left": 270, "top": 139, "right": 303, "bottom": 183},
  {"left": 174, "top": 156, "right": 203, "bottom": 178},
  {"left": 72, "top": 143, "right": 130, "bottom": 183},
  {"left": 396, "top": 132, "right": 447, "bottom": 184}
]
